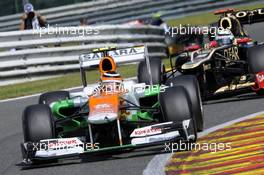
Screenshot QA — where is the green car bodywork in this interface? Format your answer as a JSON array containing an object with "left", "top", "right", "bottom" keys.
[{"left": 50, "top": 86, "right": 163, "bottom": 137}]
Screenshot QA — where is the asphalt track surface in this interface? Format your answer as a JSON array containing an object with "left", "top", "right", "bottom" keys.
[{"left": 0, "top": 23, "right": 264, "bottom": 175}]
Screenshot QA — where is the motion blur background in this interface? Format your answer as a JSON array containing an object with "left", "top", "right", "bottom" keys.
[
  {"left": 0, "top": 0, "right": 90, "bottom": 16},
  {"left": 0, "top": 0, "right": 263, "bottom": 98}
]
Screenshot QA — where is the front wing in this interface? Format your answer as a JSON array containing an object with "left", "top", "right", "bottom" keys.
[{"left": 21, "top": 120, "right": 193, "bottom": 165}]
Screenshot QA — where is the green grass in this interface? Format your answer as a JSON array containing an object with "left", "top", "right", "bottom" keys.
[
  {"left": 0, "top": 59, "right": 173, "bottom": 100},
  {"left": 167, "top": 3, "right": 264, "bottom": 26},
  {"left": 0, "top": 64, "right": 137, "bottom": 100}
]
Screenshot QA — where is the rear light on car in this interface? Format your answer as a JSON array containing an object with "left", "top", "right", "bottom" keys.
[
  {"left": 184, "top": 45, "right": 200, "bottom": 52},
  {"left": 236, "top": 37, "right": 252, "bottom": 44},
  {"left": 209, "top": 40, "right": 218, "bottom": 48}
]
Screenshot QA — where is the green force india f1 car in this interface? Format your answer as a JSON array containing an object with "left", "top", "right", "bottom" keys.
[{"left": 21, "top": 46, "right": 203, "bottom": 165}]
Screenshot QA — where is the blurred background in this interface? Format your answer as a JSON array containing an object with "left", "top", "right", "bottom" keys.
[
  {"left": 0, "top": 0, "right": 90, "bottom": 16},
  {"left": 0, "top": 0, "right": 263, "bottom": 99}
]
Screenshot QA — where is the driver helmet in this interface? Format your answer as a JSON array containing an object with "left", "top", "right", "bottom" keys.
[
  {"left": 24, "top": 3, "right": 34, "bottom": 13},
  {"left": 216, "top": 28, "right": 234, "bottom": 45},
  {"left": 150, "top": 12, "right": 164, "bottom": 26},
  {"left": 100, "top": 71, "right": 123, "bottom": 93}
]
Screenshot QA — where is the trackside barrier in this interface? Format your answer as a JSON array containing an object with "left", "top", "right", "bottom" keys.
[
  {"left": 0, "top": 0, "right": 262, "bottom": 32},
  {"left": 0, "top": 25, "right": 167, "bottom": 85}
]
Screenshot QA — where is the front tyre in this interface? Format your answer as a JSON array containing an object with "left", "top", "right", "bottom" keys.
[
  {"left": 159, "top": 86, "right": 197, "bottom": 142},
  {"left": 22, "top": 104, "right": 55, "bottom": 142},
  {"left": 166, "top": 75, "right": 204, "bottom": 131},
  {"left": 22, "top": 104, "right": 57, "bottom": 164}
]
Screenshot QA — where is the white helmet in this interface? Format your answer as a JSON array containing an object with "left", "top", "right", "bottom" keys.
[{"left": 216, "top": 28, "right": 234, "bottom": 45}]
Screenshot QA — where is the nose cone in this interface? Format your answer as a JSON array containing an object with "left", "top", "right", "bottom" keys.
[
  {"left": 88, "top": 94, "right": 119, "bottom": 124},
  {"left": 88, "top": 113, "right": 118, "bottom": 124}
]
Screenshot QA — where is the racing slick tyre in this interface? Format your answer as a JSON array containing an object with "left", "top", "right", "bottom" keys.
[
  {"left": 22, "top": 104, "right": 55, "bottom": 142},
  {"left": 166, "top": 75, "right": 204, "bottom": 131},
  {"left": 137, "top": 58, "right": 165, "bottom": 85},
  {"left": 159, "top": 86, "right": 197, "bottom": 142},
  {"left": 248, "top": 45, "right": 264, "bottom": 74},
  {"left": 39, "top": 91, "right": 70, "bottom": 105},
  {"left": 22, "top": 104, "right": 57, "bottom": 164},
  {"left": 248, "top": 45, "right": 264, "bottom": 95}
]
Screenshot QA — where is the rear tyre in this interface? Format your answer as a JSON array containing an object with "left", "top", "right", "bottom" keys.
[
  {"left": 166, "top": 75, "right": 204, "bottom": 131},
  {"left": 248, "top": 45, "right": 264, "bottom": 95},
  {"left": 248, "top": 45, "right": 264, "bottom": 74},
  {"left": 39, "top": 91, "right": 69, "bottom": 105},
  {"left": 137, "top": 58, "right": 165, "bottom": 85},
  {"left": 159, "top": 86, "right": 197, "bottom": 142}
]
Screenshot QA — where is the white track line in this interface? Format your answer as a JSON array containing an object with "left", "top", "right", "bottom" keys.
[{"left": 143, "top": 111, "right": 264, "bottom": 175}]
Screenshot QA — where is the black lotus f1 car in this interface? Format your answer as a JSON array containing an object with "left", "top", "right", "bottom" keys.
[{"left": 170, "top": 8, "right": 264, "bottom": 99}]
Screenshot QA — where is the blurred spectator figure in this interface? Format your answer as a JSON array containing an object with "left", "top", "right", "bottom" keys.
[
  {"left": 126, "top": 19, "right": 144, "bottom": 26},
  {"left": 150, "top": 12, "right": 164, "bottom": 26},
  {"left": 20, "top": 3, "right": 46, "bottom": 30},
  {"left": 79, "top": 18, "right": 88, "bottom": 45},
  {"left": 150, "top": 12, "right": 169, "bottom": 32},
  {"left": 80, "top": 18, "right": 88, "bottom": 26}
]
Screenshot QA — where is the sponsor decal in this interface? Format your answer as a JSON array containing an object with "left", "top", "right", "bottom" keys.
[
  {"left": 131, "top": 127, "right": 162, "bottom": 137},
  {"left": 134, "top": 128, "right": 162, "bottom": 135},
  {"left": 32, "top": 138, "right": 100, "bottom": 153},
  {"left": 48, "top": 139, "right": 78, "bottom": 149},
  {"left": 108, "top": 47, "right": 142, "bottom": 57},
  {"left": 95, "top": 103, "right": 111, "bottom": 109},
  {"left": 81, "top": 52, "right": 104, "bottom": 61},
  {"left": 226, "top": 8, "right": 264, "bottom": 19},
  {"left": 224, "top": 8, "right": 264, "bottom": 25},
  {"left": 131, "top": 131, "right": 179, "bottom": 145},
  {"left": 92, "top": 104, "right": 115, "bottom": 115},
  {"left": 80, "top": 46, "right": 144, "bottom": 62},
  {"left": 223, "top": 47, "right": 239, "bottom": 62}
]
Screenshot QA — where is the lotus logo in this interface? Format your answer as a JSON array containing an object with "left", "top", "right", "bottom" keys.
[{"left": 226, "top": 8, "right": 264, "bottom": 18}]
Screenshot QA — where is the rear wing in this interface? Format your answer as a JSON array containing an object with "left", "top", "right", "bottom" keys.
[
  {"left": 79, "top": 45, "right": 146, "bottom": 68},
  {"left": 79, "top": 45, "right": 154, "bottom": 87},
  {"left": 218, "top": 7, "right": 264, "bottom": 25}
]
